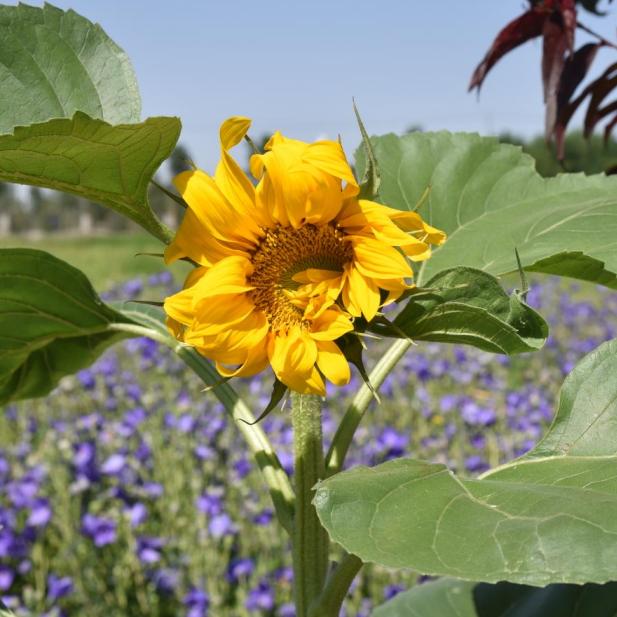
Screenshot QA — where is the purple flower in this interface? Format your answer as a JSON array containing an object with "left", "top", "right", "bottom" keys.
[
  {"left": 151, "top": 568, "right": 179, "bottom": 595},
  {"left": 0, "top": 566, "right": 14, "bottom": 591},
  {"left": 208, "top": 513, "right": 236, "bottom": 539},
  {"left": 183, "top": 587, "right": 210, "bottom": 617},
  {"left": 136, "top": 536, "right": 165, "bottom": 564},
  {"left": 194, "top": 445, "right": 215, "bottom": 461},
  {"left": 81, "top": 514, "right": 117, "bottom": 547},
  {"left": 76, "top": 369, "right": 96, "bottom": 390},
  {"left": 101, "top": 453, "right": 127, "bottom": 476},
  {"left": 252, "top": 509, "right": 273, "bottom": 526},
  {"left": 196, "top": 489, "right": 223, "bottom": 516},
  {"left": 384, "top": 584, "right": 405, "bottom": 600},
  {"left": 277, "top": 603, "right": 295, "bottom": 617},
  {"left": 141, "top": 482, "right": 164, "bottom": 498},
  {"left": 226, "top": 557, "right": 254, "bottom": 583},
  {"left": 124, "top": 407, "right": 147, "bottom": 427},
  {"left": 124, "top": 502, "right": 148, "bottom": 528},
  {"left": 27, "top": 498, "right": 52, "bottom": 527},
  {"left": 461, "top": 401, "right": 496, "bottom": 427},
  {"left": 234, "top": 458, "right": 252, "bottom": 479},
  {"left": 121, "top": 278, "right": 143, "bottom": 298},
  {"left": 7, "top": 477, "right": 39, "bottom": 508},
  {"left": 47, "top": 574, "right": 74, "bottom": 602},
  {"left": 245, "top": 580, "right": 275, "bottom": 612},
  {"left": 464, "top": 455, "right": 489, "bottom": 473}
]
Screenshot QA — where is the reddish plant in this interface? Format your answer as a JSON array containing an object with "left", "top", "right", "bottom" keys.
[{"left": 470, "top": 0, "right": 617, "bottom": 159}]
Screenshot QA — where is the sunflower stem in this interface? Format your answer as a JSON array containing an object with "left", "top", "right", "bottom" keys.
[
  {"left": 325, "top": 338, "right": 412, "bottom": 476},
  {"left": 291, "top": 392, "right": 329, "bottom": 616}
]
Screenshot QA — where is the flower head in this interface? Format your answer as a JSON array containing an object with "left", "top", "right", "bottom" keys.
[{"left": 164, "top": 117, "right": 445, "bottom": 394}]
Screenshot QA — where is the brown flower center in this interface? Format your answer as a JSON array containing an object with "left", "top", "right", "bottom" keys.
[{"left": 248, "top": 224, "right": 353, "bottom": 331}]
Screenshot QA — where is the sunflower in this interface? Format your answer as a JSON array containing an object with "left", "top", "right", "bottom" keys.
[{"left": 163, "top": 117, "right": 445, "bottom": 395}]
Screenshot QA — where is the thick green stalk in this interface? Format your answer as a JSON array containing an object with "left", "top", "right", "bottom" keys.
[
  {"left": 325, "top": 338, "right": 411, "bottom": 476},
  {"left": 291, "top": 392, "right": 329, "bottom": 616},
  {"left": 110, "top": 322, "right": 295, "bottom": 534}
]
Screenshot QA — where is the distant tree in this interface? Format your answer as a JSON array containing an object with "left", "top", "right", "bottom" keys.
[
  {"left": 499, "top": 130, "right": 617, "bottom": 176},
  {"left": 168, "top": 143, "right": 193, "bottom": 178}
]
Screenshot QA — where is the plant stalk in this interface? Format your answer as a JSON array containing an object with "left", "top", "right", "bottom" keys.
[
  {"left": 308, "top": 552, "right": 363, "bottom": 617},
  {"left": 291, "top": 392, "right": 329, "bottom": 616},
  {"left": 325, "top": 338, "right": 412, "bottom": 476}
]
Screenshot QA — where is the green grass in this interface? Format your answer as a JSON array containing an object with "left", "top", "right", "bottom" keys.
[{"left": 0, "top": 233, "right": 190, "bottom": 289}]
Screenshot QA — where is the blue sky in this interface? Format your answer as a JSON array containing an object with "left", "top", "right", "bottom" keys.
[{"left": 43, "top": 1, "right": 617, "bottom": 169}]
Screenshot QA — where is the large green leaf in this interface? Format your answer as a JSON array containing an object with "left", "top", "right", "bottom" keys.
[
  {"left": 0, "top": 248, "right": 133, "bottom": 404},
  {"left": 373, "top": 579, "right": 477, "bottom": 617},
  {"left": 314, "top": 339, "right": 617, "bottom": 585},
  {"left": 356, "top": 132, "right": 617, "bottom": 288},
  {"left": 372, "top": 267, "right": 547, "bottom": 353},
  {"left": 373, "top": 579, "right": 617, "bottom": 617},
  {"left": 0, "top": 113, "right": 180, "bottom": 242},
  {"left": 0, "top": 2, "right": 140, "bottom": 133}
]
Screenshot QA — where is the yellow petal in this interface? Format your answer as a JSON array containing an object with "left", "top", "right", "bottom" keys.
[
  {"left": 219, "top": 116, "right": 252, "bottom": 151},
  {"left": 344, "top": 264, "right": 380, "bottom": 321},
  {"left": 269, "top": 327, "right": 322, "bottom": 393},
  {"left": 164, "top": 208, "right": 246, "bottom": 266},
  {"left": 191, "top": 294, "right": 257, "bottom": 336},
  {"left": 352, "top": 237, "right": 413, "bottom": 279},
  {"left": 215, "top": 117, "right": 269, "bottom": 229},
  {"left": 163, "top": 267, "right": 208, "bottom": 326},
  {"left": 174, "top": 170, "right": 260, "bottom": 248},
  {"left": 215, "top": 341, "right": 269, "bottom": 378},
  {"left": 316, "top": 340, "right": 350, "bottom": 386},
  {"left": 310, "top": 308, "right": 354, "bottom": 341},
  {"left": 303, "top": 140, "right": 358, "bottom": 188},
  {"left": 191, "top": 255, "right": 254, "bottom": 300}
]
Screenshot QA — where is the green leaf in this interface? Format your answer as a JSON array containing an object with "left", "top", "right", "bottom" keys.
[
  {"left": 373, "top": 267, "right": 548, "bottom": 353},
  {"left": 0, "top": 2, "right": 140, "bottom": 133},
  {"left": 314, "top": 339, "right": 617, "bottom": 585},
  {"left": 356, "top": 132, "right": 617, "bottom": 288},
  {"left": 373, "top": 578, "right": 617, "bottom": 617},
  {"left": 0, "top": 248, "right": 133, "bottom": 405},
  {"left": 372, "top": 579, "right": 477, "bottom": 617},
  {"left": 0, "top": 113, "right": 181, "bottom": 242}
]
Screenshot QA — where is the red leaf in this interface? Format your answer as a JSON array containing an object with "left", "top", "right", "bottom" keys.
[
  {"left": 557, "top": 43, "right": 601, "bottom": 110},
  {"left": 585, "top": 80, "right": 617, "bottom": 136},
  {"left": 555, "top": 62, "right": 617, "bottom": 157},
  {"left": 469, "top": 8, "right": 548, "bottom": 92},
  {"left": 553, "top": 43, "right": 601, "bottom": 157},
  {"left": 604, "top": 112, "right": 617, "bottom": 145},
  {"left": 558, "top": 0, "right": 577, "bottom": 51},
  {"left": 543, "top": 11, "right": 569, "bottom": 140}
]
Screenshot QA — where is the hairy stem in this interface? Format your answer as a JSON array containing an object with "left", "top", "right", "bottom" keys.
[
  {"left": 110, "top": 322, "right": 295, "bottom": 534},
  {"left": 291, "top": 392, "right": 329, "bottom": 616},
  {"left": 325, "top": 338, "right": 411, "bottom": 477}
]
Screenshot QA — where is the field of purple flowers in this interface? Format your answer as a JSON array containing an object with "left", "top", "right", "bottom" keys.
[{"left": 1, "top": 271, "right": 616, "bottom": 616}]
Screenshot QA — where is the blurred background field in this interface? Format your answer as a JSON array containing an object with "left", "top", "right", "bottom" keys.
[
  {"left": 0, "top": 234, "right": 190, "bottom": 291},
  {"left": 0, "top": 226, "right": 616, "bottom": 615}
]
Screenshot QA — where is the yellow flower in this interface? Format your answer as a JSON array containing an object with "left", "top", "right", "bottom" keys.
[{"left": 163, "top": 117, "right": 445, "bottom": 395}]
